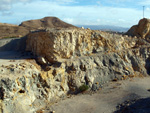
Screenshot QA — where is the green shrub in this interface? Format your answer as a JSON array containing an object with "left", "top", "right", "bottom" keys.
[
  {"left": 79, "top": 84, "right": 89, "bottom": 92},
  {"left": 3, "top": 36, "right": 16, "bottom": 39}
]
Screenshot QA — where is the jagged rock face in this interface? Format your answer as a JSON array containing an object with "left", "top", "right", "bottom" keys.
[
  {"left": 26, "top": 28, "right": 146, "bottom": 63},
  {"left": 0, "top": 46, "right": 150, "bottom": 113},
  {"left": 26, "top": 28, "right": 96, "bottom": 63},
  {"left": 0, "top": 27, "right": 150, "bottom": 113},
  {"left": 126, "top": 18, "right": 150, "bottom": 41},
  {"left": 0, "top": 47, "right": 149, "bottom": 113}
]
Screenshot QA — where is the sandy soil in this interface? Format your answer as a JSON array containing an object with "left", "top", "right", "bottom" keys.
[{"left": 48, "top": 77, "right": 150, "bottom": 113}]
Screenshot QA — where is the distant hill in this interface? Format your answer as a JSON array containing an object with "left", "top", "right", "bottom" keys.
[
  {"left": 0, "top": 17, "right": 77, "bottom": 39},
  {"left": 0, "top": 23, "right": 28, "bottom": 39},
  {"left": 19, "top": 17, "right": 76, "bottom": 30},
  {"left": 77, "top": 25, "right": 129, "bottom": 33}
]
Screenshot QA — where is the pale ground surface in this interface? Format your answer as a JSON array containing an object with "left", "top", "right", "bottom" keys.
[{"left": 49, "top": 77, "right": 150, "bottom": 113}]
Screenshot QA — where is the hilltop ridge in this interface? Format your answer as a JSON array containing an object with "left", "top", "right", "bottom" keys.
[
  {"left": 19, "top": 17, "right": 76, "bottom": 30},
  {"left": 0, "top": 17, "right": 77, "bottom": 39}
]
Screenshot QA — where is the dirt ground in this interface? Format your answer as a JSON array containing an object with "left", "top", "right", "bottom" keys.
[{"left": 48, "top": 77, "right": 150, "bottom": 113}]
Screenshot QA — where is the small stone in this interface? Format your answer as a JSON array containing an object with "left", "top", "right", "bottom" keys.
[
  {"left": 81, "top": 26, "right": 84, "bottom": 29},
  {"left": 37, "top": 56, "right": 47, "bottom": 65}
]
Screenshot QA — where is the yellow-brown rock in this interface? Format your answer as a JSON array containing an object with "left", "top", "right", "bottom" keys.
[
  {"left": 1, "top": 24, "right": 150, "bottom": 113},
  {"left": 26, "top": 28, "right": 142, "bottom": 63},
  {"left": 26, "top": 28, "right": 107, "bottom": 63},
  {"left": 126, "top": 18, "right": 150, "bottom": 41},
  {"left": 26, "top": 27, "right": 148, "bottom": 64}
]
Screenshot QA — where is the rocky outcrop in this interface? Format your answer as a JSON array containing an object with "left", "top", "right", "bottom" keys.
[
  {"left": 0, "top": 46, "right": 150, "bottom": 113},
  {"left": 126, "top": 18, "right": 150, "bottom": 42},
  {"left": 0, "top": 26, "right": 150, "bottom": 112},
  {"left": 26, "top": 28, "right": 147, "bottom": 63}
]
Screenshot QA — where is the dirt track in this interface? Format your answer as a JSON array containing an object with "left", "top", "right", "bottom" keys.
[{"left": 48, "top": 77, "right": 150, "bottom": 113}]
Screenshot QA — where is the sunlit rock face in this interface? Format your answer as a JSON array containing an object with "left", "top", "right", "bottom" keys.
[
  {"left": 0, "top": 22, "right": 150, "bottom": 113},
  {"left": 126, "top": 18, "right": 150, "bottom": 42},
  {"left": 26, "top": 28, "right": 146, "bottom": 63}
]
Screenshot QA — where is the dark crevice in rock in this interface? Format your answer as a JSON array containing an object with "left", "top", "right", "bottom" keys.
[
  {"left": 38, "top": 74, "right": 50, "bottom": 88},
  {"left": 109, "top": 59, "right": 115, "bottom": 66},
  {"left": 84, "top": 76, "right": 89, "bottom": 85},
  {"left": 66, "top": 64, "right": 76, "bottom": 73},
  {"left": 52, "top": 69, "right": 57, "bottom": 76},
  {"left": 145, "top": 57, "right": 150, "bottom": 75},
  {"left": 80, "top": 64, "right": 86, "bottom": 71},
  {"left": 18, "top": 89, "right": 25, "bottom": 93},
  {"left": 0, "top": 87, "right": 4, "bottom": 100}
]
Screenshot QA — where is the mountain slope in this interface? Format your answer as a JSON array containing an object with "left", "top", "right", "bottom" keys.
[
  {"left": 0, "top": 17, "right": 77, "bottom": 39},
  {"left": 19, "top": 17, "right": 76, "bottom": 30}
]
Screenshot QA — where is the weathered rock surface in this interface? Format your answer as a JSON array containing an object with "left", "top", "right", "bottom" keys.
[
  {"left": 0, "top": 46, "right": 150, "bottom": 113},
  {"left": 0, "top": 19, "right": 150, "bottom": 113},
  {"left": 26, "top": 28, "right": 149, "bottom": 63},
  {"left": 25, "top": 27, "right": 150, "bottom": 98},
  {"left": 126, "top": 18, "right": 150, "bottom": 42}
]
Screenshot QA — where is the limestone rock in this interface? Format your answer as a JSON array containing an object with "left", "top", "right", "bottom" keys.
[
  {"left": 36, "top": 56, "right": 47, "bottom": 65},
  {"left": 126, "top": 18, "right": 150, "bottom": 41},
  {"left": 26, "top": 28, "right": 146, "bottom": 63},
  {"left": 0, "top": 19, "right": 150, "bottom": 113}
]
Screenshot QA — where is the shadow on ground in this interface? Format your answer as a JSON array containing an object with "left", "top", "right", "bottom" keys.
[
  {"left": 115, "top": 97, "right": 150, "bottom": 113},
  {"left": 0, "top": 37, "right": 33, "bottom": 60}
]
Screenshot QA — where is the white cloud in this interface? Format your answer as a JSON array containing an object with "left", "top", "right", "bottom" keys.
[
  {"left": 138, "top": 0, "right": 150, "bottom": 5},
  {"left": 0, "top": 0, "right": 145, "bottom": 27},
  {"left": 118, "top": 19, "right": 126, "bottom": 22},
  {"left": 63, "top": 18, "right": 74, "bottom": 23},
  {"left": 38, "top": 0, "right": 77, "bottom": 5},
  {"left": 0, "top": 0, "right": 31, "bottom": 11},
  {"left": 146, "top": 7, "right": 150, "bottom": 10},
  {"left": 54, "top": 0, "right": 77, "bottom": 4}
]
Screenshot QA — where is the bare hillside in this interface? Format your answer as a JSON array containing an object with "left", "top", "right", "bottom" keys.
[
  {"left": 0, "top": 17, "right": 77, "bottom": 39},
  {"left": 19, "top": 17, "right": 76, "bottom": 30}
]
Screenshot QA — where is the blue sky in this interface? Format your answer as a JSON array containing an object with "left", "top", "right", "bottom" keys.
[{"left": 0, "top": 0, "right": 149, "bottom": 27}]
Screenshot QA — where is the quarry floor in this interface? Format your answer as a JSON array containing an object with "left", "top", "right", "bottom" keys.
[{"left": 49, "top": 77, "right": 150, "bottom": 113}]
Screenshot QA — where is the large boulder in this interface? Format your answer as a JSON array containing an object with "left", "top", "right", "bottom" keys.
[
  {"left": 126, "top": 18, "right": 150, "bottom": 41},
  {"left": 26, "top": 28, "right": 150, "bottom": 63},
  {"left": 25, "top": 28, "right": 122, "bottom": 63}
]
